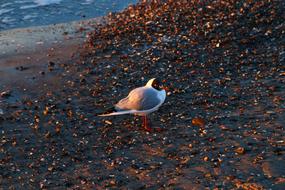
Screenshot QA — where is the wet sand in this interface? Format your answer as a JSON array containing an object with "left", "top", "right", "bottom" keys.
[
  {"left": 0, "top": 17, "right": 103, "bottom": 87},
  {"left": 1, "top": 1, "right": 285, "bottom": 189}
]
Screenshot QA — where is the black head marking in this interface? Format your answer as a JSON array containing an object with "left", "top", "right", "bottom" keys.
[{"left": 151, "top": 78, "right": 160, "bottom": 90}]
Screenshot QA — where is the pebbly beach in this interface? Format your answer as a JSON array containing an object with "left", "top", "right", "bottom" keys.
[{"left": 1, "top": 0, "right": 285, "bottom": 189}]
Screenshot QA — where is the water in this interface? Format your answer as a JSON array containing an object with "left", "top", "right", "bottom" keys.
[{"left": 0, "top": 0, "right": 138, "bottom": 31}]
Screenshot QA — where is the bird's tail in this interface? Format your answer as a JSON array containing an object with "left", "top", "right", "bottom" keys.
[{"left": 98, "top": 109, "right": 139, "bottom": 116}]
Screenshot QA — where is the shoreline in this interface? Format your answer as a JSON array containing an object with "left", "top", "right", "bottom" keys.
[
  {"left": 0, "top": 16, "right": 104, "bottom": 58},
  {"left": 0, "top": 17, "right": 104, "bottom": 88}
]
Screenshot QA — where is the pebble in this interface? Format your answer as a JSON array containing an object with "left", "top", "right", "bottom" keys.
[
  {"left": 262, "top": 159, "right": 285, "bottom": 178},
  {"left": 192, "top": 118, "right": 205, "bottom": 127},
  {"left": 105, "top": 120, "right": 113, "bottom": 125},
  {"left": 235, "top": 147, "right": 245, "bottom": 155},
  {"left": 0, "top": 91, "right": 11, "bottom": 98}
]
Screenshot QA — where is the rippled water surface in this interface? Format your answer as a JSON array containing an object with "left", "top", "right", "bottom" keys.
[{"left": 0, "top": 0, "right": 138, "bottom": 31}]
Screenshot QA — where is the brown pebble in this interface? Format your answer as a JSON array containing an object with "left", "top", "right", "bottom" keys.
[
  {"left": 105, "top": 120, "right": 112, "bottom": 125},
  {"left": 203, "top": 156, "right": 209, "bottom": 161},
  {"left": 192, "top": 118, "right": 205, "bottom": 127},
  {"left": 235, "top": 147, "right": 245, "bottom": 154}
]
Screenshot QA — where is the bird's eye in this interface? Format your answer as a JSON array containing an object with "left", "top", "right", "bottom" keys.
[{"left": 152, "top": 80, "right": 159, "bottom": 89}]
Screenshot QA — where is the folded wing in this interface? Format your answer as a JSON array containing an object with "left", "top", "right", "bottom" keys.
[{"left": 115, "top": 87, "right": 161, "bottom": 111}]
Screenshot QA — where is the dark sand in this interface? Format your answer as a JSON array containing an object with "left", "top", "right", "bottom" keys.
[{"left": 1, "top": 1, "right": 285, "bottom": 189}]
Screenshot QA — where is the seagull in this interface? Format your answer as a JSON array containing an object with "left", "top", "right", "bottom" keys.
[{"left": 99, "top": 78, "right": 166, "bottom": 132}]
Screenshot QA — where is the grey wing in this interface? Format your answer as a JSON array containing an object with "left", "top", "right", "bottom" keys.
[
  {"left": 115, "top": 87, "right": 161, "bottom": 111},
  {"left": 139, "top": 90, "right": 162, "bottom": 110}
]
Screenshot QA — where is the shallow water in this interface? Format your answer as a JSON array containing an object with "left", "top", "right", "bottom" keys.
[{"left": 0, "top": 0, "right": 138, "bottom": 31}]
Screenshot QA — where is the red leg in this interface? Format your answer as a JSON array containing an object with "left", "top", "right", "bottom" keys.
[{"left": 142, "top": 115, "right": 152, "bottom": 132}]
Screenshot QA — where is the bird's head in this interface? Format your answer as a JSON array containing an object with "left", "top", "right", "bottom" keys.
[{"left": 146, "top": 78, "right": 166, "bottom": 91}]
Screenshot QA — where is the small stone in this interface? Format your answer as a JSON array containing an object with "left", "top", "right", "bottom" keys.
[
  {"left": 0, "top": 91, "right": 11, "bottom": 98},
  {"left": 192, "top": 118, "right": 205, "bottom": 127},
  {"left": 219, "top": 125, "right": 228, "bottom": 130},
  {"left": 226, "top": 176, "right": 235, "bottom": 180},
  {"left": 110, "top": 180, "right": 116, "bottom": 185},
  {"left": 45, "top": 132, "right": 51, "bottom": 139},
  {"left": 48, "top": 61, "right": 55, "bottom": 67},
  {"left": 181, "top": 156, "right": 190, "bottom": 164},
  {"left": 80, "top": 78, "right": 86, "bottom": 84},
  {"left": 55, "top": 125, "right": 61, "bottom": 133},
  {"left": 81, "top": 179, "right": 87, "bottom": 185},
  {"left": 43, "top": 107, "right": 49, "bottom": 115},
  {"left": 203, "top": 156, "right": 209, "bottom": 161},
  {"left": 33, "top": 124, "right": 39, "bottom": 130},
  {"left": 205, "top": 173, "right": 211, "bottom": 178},
  {"left": 12, "top": 140, "right": 17, "bottom": 146},
  {"left": 235, "top": 147, "right": 245, "bottom": 154},
  {"left": 105, "top": 120, "right": 112, "bottom": 125}
]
